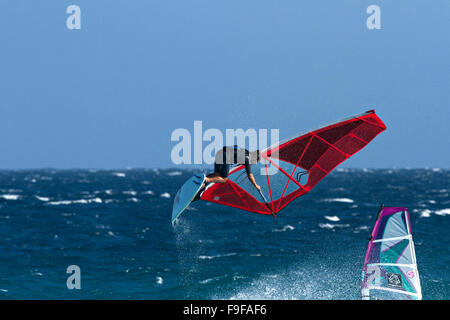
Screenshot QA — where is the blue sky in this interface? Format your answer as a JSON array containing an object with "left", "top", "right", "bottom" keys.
[{"left": 0, "top": 1, "right": 449, "bottom": 169}]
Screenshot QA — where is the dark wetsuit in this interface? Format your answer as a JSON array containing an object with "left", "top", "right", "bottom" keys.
[{"left": 214, "top": 146, "right": 252, "bottom": 178}]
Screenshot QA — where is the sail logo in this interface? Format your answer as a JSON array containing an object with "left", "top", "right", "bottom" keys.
[{"left": 386, "top": 272, "right": 403, "bottom": 289}]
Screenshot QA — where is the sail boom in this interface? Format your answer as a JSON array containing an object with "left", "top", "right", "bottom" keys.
[{"left": 372, "top": 235, "right": 411, "bottom": 243}]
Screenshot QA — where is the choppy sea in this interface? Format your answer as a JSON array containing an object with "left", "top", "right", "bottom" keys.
[{"left": 0, "top": 168, "right": 448, "bottom": 299}]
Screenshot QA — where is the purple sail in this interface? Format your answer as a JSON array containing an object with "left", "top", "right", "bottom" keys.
[{"left": 361, "top": 206, "right": 422, "bottom": 300}]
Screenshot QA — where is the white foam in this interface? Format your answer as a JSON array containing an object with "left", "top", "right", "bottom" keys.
[
  {"left": 419, "top": 209, "right": 432, "bottom": 218},
  {"left": 199, "top": 275, "right": 228, "bottom": 284},
  {"left": 160, "top": 192, "right": 171, "bottom": 198},
  {"left": 47, "top": 198, "right": 103, "bottom": 206},
  {"left": 319, "top": 223, "right": 350, "bottom": 229},
  {"left": 435, "top": 209, "right": 450, "bottom": 216},
  {"left": 92, "top": 198, "right": 103, "bottom": 203},
  {"left": 167, "top": 171, "right": 182, "bottom": 176},
  {"left": 272, "top": 225, "right": 295, "bottom": 232},
  {"left": 324, "top": 216, "right": 340, "bottom": 222},
  {"left": 113, "top": 172, "right": 126, "bottom": 177},
  {"left": 198, "top": 253, "right": 237, "bottom": 260},
  {"left": 321, "top": 198, "right": 354, "bottom": 203},
  {"left": 35, "top": 196, "right": 50, "bottom": 202},
  {"left": 156, "top": 276, "right": 163, "bottom": 285},
  {"left": 222, "top": 264, "right": 354, "bottom": 300},
  {"left": 0, "top": 194, "right": 20, "bottom": 200}
]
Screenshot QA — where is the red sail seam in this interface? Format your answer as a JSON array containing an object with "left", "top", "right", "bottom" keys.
[
  {"left": 349, "top": 132, "right": 369, "bottom": 144},
  {"left": 275, "top": 135, "right": 313, "bottom": 212},
  {"left": 312, "top": 133, "right": 350, "bottom": 158},
  {"left": 227, "top": 180, "right": 251, "bottom": 210},
  {"left": 229, "top": 180, "right": 270, "bottom": 214}
]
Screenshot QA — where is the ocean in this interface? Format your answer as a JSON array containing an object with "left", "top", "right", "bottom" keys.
[{"left": 0, "top": 168, "right": 448, "bottom": 299}]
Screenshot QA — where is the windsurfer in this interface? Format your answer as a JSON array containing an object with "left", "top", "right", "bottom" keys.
[{"left": 204, "top": 146, "right": 261, "bottom": 190}]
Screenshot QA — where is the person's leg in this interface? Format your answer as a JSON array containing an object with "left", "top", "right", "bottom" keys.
[{"left": 205, "top": 163, "right": 229, "bottom": 184}]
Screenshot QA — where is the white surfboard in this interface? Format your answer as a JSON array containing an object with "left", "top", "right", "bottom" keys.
[{"left": 171, "top": 174, "right": 206, "bottom": 224}]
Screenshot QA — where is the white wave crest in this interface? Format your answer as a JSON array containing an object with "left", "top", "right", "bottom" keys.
[
  {"left": 113, "top": 172, "right": 126, "bottom": 177},
  {"left": 0, "top": 194, "right": 20, "bottom": 200},
  {"left": 272, "top": 225, "right": 295, "bottom": 232},
  {"left": 319, "top": 223, "right": 350, "bottom": 229},
  {"left": 46, "top": 198, "right": 103, "bottom": 206},
  {"left": 198, "top": 253, "right": 237, "bottom": 260},
  {"left": 321, "top": 198, "right": 354, "bottom": 203},
  {"left": 35, "top": 196, "right": 50, "bottom": 202},
  {"left": 435, "top": 209, "right": 450, "bottom": 216},
  {"left": 418, "top": 209, "right": 432, "bottom": 218}
]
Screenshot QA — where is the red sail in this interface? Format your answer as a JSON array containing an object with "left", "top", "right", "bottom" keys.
[{"left": 201, "top": 110, "right": 387, "bottom": 215}]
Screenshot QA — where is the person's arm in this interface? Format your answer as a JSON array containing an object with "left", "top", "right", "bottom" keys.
[
  {"left": 247, "top": 173, "right": 260, "bottom": 190},
  {"left": 244, "top": 156, "right": 260, "bottom": 190}
]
